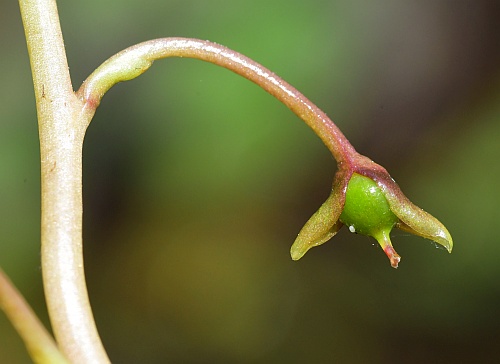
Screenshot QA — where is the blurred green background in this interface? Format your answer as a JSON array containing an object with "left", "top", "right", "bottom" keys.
[{"left": 1, "top": 0, "right": 500, "bottom": 363}]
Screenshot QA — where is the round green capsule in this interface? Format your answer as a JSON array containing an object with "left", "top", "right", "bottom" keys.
[
  {"left": 340, "top": 173, "right": 402, "bottom": 267},
  {"left": 340, "top": 173, "right": 398, "bottom": 237}
]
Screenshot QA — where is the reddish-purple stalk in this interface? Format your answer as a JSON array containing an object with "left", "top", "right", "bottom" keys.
[
  {"left": 78, "top": 38, "right": 453, "bottom": 268},
  {"left": 78, "top": 38, "right": 358, "bottom": 167}
]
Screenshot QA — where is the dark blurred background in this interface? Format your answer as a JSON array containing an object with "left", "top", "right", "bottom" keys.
[{"left": 1, "top": 1, "right": 500, "bottom": 363}]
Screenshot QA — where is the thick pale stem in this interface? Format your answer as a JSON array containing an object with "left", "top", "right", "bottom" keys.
[
  {"left": 0, "top": 268, "right": 69, "bottom": 363},
  {"left": 78, "top": 38, "right": 357, "bottom": 165},
  {"left": 19, "top": 0, "right": 109, "bottom": 363}
]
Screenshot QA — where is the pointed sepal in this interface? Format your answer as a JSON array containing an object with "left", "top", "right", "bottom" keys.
[
  {"left": 290, "top": 171, "right": 349, "bottom": 260},
  {"left": 371, "top": 173, "right": 453, "bottom": 253}
]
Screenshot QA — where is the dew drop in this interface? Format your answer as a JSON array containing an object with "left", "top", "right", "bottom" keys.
[{"left": 432, "top": 242, "right": 447, "bottom": 251}]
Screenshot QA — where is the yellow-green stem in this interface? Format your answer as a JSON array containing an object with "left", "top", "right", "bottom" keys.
[{"left": 0, "top": 268, "right": 69, "bottom": 363}]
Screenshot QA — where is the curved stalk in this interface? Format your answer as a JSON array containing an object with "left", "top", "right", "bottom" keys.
[
  {"left": 77, "top": 37, "right": 453, "bottom": 266},
  {"left": 19, "top": 0, "right": 109, "bottom": 363},
  {"left": 77, "top": 38, "right": 357, "bottom": 166}
]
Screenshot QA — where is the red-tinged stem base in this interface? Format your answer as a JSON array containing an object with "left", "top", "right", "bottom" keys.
[
  {"left": 374, "top": 231, "right": 401, "bottom": 269},
  {"left": 383, "top": 245, "right": 401, "bottom": 269}
]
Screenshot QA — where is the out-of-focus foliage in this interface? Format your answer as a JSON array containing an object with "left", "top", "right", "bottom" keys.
[{"left": 1, "top": 0, "right": 499, "bottom": 363}]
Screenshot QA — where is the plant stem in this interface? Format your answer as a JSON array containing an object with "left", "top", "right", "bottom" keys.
[
  {"left": 0, "top": 268, "right": 69, "bottom": 363},
  {"left": 19, "top": 0, "right": 109, "bottom": 363},
  {"left": 78, "top": 38, "right": 357, "bottom": 166}
]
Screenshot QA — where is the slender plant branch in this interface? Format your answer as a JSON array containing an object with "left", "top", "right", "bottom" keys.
[
  {"left": 77, "top": 38, "right": 358, "bottom": 167},
  {"left": 0, "top": 268, "right": 69, "bottom": 364},
  {"left": 10, "top": 0, "right": 452, "bottom": 360},
  {"left": 19, "top": 0, "right": 109, "bottom": 363},
  {"left": 78, "top": 37, "right": 452, "bottom": 266}
]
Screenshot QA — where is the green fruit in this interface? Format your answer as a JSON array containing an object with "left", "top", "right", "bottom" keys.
[{"left": 340, "top": 173, "right": 398, "bottom": 239}]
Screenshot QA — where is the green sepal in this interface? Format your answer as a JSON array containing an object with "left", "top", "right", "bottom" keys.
[{"left": 290, "top": 171, "right": 348, "bottom": 260}]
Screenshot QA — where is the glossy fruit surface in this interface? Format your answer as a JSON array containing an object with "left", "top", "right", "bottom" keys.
[{"left": 340, "top": 173, "right": 398, "bottom": 238}]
